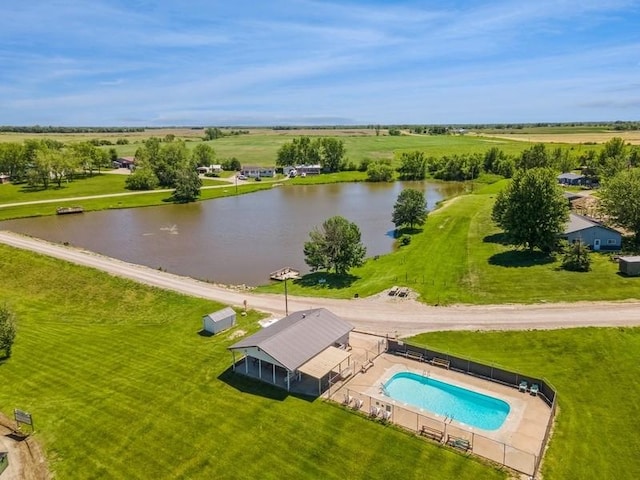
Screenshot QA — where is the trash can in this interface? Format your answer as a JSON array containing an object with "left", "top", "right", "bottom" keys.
[{"left": 0, "top": 452, "right": 9, "bottom": 476}]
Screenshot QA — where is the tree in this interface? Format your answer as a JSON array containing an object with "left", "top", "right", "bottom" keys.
[
  {"left": 173, "top": 158, "right": 202, "bottom": 203},
  {"left": 492, "top": 168, "right": 569, "bottom": 252},
  {"left": 560, "top": 240, "right": 591, "bottom": 272},
  {"left": 191, "top": 143, "right": 216, "bottom": 167},
  {"left": 125, "top": 163, "right": 159, "bottom": 190},
  {"left": 600, "top": 169, "right": 640, "bottom": 245},
  {"left": 221, "top": 157, "right": 241, "bottom": 171},
  {"left": 303, "top": 216, "right": 366, "bottom": 274},
  {"left": 276, "top": 142, "right": 297, "bottom": 167},
  {"left": 397, "top": 151, "right": 426, "bottom": 180},
  {"left": 596, "top": 137, "right": 628, "bottom": 180},
  {"left": 203, "top": 127, "right": 224, "bottom": 140},
  {"left": 366, "top": 160, "right": 394, "bottom": 182},
  {"left": 0, "top": 142, "right": 27, "bottom": 182},
  {"left": 0, "top": 305, "right": 16, "bottom": 358},
  {"left": 392, "top": 188, "right": 428, "bottom": 229},
  {"left": 517, "top": 143, "right": 550, "bottom": 170},
  {"left": 320, "top": 138, "right": 346, "bottom": 172}
]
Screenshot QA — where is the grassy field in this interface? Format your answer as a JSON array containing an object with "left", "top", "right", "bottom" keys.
[
  {"left": 409, "top": 327, "right": 640, "bottom": 480},
  {"left": 0, "top": 245, "right": 505, "bottom": 480},
  {"left": 259, "top": 182, "right": 640, "bottom": 304}
]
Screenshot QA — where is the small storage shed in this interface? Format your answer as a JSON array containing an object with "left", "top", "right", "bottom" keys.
[
  {"left": 202, "top": 307, "right": 236, "bottom": 334},
  {"left": 618, "top": 256, "right": 640, "bottom": 276}
]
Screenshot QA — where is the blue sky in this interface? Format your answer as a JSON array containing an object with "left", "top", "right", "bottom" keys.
[{"left": 1, "top": 0, "right": 639, "bottom": 126}]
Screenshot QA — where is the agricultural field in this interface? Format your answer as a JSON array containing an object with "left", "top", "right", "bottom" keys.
[{"left": 0, "top": 245, "right": 505, "bottom": 480}]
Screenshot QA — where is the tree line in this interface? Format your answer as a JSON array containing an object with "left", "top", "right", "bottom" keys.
[{"left": 276, "top": 136, "right": 346, "bottom": 172}]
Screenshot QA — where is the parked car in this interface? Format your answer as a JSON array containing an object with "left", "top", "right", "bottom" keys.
[
  {"left": 255, "top": 176, "right": 262, "bottom": 182},
  {"left": 237, "top": 174, "right": 248, "bottom": 180}
]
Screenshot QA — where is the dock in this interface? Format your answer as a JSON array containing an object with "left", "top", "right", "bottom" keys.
[
  {"left": 56, "top": 206, "right": 84, "bottom": 215},
  {"left": 270, "top": 267, "right": 301, "bottom": 281}
]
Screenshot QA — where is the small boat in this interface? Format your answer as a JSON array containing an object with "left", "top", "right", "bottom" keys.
[{"left": 56, "top": 206, "right": 84, "bottom": 215}]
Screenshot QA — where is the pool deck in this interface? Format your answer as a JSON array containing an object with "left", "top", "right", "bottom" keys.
[{"left": 331, "top": 350, "right": 552, "bottom": 475}]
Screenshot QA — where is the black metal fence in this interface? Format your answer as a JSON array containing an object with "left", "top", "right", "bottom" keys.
[{"left": 387, "top": 339, "right": 556, "bottom": 406}]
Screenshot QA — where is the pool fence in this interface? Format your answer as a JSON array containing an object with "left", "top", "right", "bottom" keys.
[{"left": 357, "top": 339, "right": 558, "bottom": 477}]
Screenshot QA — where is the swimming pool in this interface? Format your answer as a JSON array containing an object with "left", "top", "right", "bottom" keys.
[{"left": 384, "top": 372, "right": 510, "bottom": 430}]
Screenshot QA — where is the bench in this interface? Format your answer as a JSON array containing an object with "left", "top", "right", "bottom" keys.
[
  {"left": 430, "top": 357, "right": 450, "bottom": 369},
  {"left": 419, "top": 425, "right": 443, "bottom": 442},
  {"left": 361, "top": 360, "right": 374, "bottom": 373},
  {"left": 446, "top": 435, "right": 471, "bottom": 452},
  {"left": 404, "top": 351, "right": 424, "bottom": 362}
]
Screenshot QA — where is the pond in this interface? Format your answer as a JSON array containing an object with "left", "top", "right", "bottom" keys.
[{"left": 1, "top": 181, "right": 464, "bottom": 285}]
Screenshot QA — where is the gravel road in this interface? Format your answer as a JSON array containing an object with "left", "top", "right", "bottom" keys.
[{"left": 2, "top": 230, "right": 640, "bottom": 336}]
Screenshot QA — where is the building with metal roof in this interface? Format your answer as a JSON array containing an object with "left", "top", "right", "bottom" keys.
[
  {"left": 228, "top": 308, "right": 353, "bottom": 394},
  {"left": 563, "top": 213, "right": 622, "bottom": 251}
]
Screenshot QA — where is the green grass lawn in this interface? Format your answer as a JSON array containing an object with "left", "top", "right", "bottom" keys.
[
  {"left": 0, "top": 178, "right": 267, "bottom": 221},
  {"left": 258, "top": 184, "right": 640, "bottom": 304},
  {"left": 408, "top": 328, "right": 640, "bottom": 480},
  {"left": 0, "top": 245, "right": 504, "bottom": 480}
]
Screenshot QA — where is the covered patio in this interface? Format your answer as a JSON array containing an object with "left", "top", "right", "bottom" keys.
[{"left": 228, "top": 308, "right": 353, "bottom": 396}]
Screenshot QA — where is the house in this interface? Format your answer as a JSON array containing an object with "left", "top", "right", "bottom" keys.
[
  {"left": 115, "top": 157, "right": 136, "bottom": 170},
  {"left": 563, "top": 213, "right": 622, "bottom": 251},
  {"left": 196, "top": 164, "right": 223, "bottom": 175},
  {"left": 202, "top": 307, "right": 236, "bottom": 334},
  {"left": 296, "top": 164, "right": 322, "bottom": 175},
  {"left": 241, "top": 166, "right": 276, "bottom": 178},
  {"left": 228, "top": 308, "right": 353, "bottom": 395},
  {"left": 558, "top": 172, "right": 586, "bottom": 186},
  {"left": 0, "top": 174, "right": 10, "bottom": 184}
]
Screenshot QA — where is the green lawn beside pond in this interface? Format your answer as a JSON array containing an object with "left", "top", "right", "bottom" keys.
[
  {"left": 0, "top": 245, "right": 505, "bottom": 480},
  {"left": 259, "top": 184, "right": 639, "bottom": 304}
]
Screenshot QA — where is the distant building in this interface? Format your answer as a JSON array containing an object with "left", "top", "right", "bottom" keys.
[
  {"left": 115, "top": 157, "right": 136, "bottom": 170},
  {"left": 557, "top": 172, "right": 586, "bottom": 186},
  {"left": 241, "top": 166, "right": 276, "bottom": 178},
  {"left": 0, "top": 174, "right": 10, "bottom": 184}
]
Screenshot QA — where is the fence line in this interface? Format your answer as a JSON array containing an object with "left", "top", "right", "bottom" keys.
[{"left": 345, "top": 388, "right": 538, "bottom": 476}]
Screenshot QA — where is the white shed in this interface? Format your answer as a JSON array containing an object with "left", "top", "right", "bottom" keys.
[{"left": 202, "top": 307, "right": 236, "bottom": 334}]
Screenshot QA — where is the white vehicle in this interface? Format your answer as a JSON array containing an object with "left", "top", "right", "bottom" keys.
[{"left": 237, "top": 174, "right": 248, "bottom": 180}]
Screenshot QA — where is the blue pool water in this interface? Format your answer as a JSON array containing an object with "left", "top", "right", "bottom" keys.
[{"left": 384, "top": 372, "right": 510, "bottom": 430}]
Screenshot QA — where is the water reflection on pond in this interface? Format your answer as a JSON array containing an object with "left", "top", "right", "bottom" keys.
[{"left": 1, "top": 181, "right": 464, "bottom": 285}]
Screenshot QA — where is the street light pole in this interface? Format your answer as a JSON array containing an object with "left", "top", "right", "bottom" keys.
[
  {"left": 284, "top": 277, "right": 289, "bottom": 316},
  {"left": 235, "top": 174, "right": 238, "bottom": 195}
]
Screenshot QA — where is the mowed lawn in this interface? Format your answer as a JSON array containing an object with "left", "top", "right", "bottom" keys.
[
  {"left": 410, "top": 328, "right": 640, "bottom": 480},
  {"left": 0, "top": 245, "right": 504, "bottom": 480},
  {"left": 262, "top": 183, "right": 640, "bottom": 304}
]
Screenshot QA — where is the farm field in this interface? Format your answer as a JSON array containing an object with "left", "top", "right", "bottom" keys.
[
  {"left": 481, "top": 130, "right": 640, "bottom": 145},
  {"left": 259, "top": 182, "right": 640, "bottom": 304},
  {"left": 0, "top": 126, "right": 610, "bottom": 168},
  {"left": 410, "top": 327, "right": 640, "bottom": 480},
  {"left": 0, "top": 245, "right": 505, "bottom": 480}
]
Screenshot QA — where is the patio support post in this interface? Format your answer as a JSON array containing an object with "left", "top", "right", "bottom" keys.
[
  {"left": 258, "top": 359, "right": 262, "bottom": 379},
  {"left": 245, "top": 355, "right": 249, "bottom": 374},
  {"left": 287, "top": 371, "right": 290, "bottom": 391},
  {"left": 232, "top": 351, "right": 236, "bottom": 371},
  {"left": 272, "top": 364, "right": 276, "bottom": 384}
]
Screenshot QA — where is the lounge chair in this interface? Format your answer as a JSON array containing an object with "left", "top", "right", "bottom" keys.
[
  {"left": 370, "top": 406, "right": 380, "bottom": 417},
  {"left": 530, "top": 384, "right": 539, "bottom": 396},
  {"left": 380, "top": 409, "right": 392, "bottom": 421},
  {"left": 343, "top": 394, "right": 353, "bottom": 406},
  {"left": 352, "top": 398, "right": 363, "bottom": 410},
  {"left": 518, "top": 380, "right": 528, "bottom": 393}
]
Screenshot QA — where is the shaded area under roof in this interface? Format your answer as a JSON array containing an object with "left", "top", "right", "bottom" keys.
[
  {"left": 298, "top": 346, "right": 351, "bottom": 380},
  {"left": 229, "top": 308, "right": 353, "bottom": 372}
]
